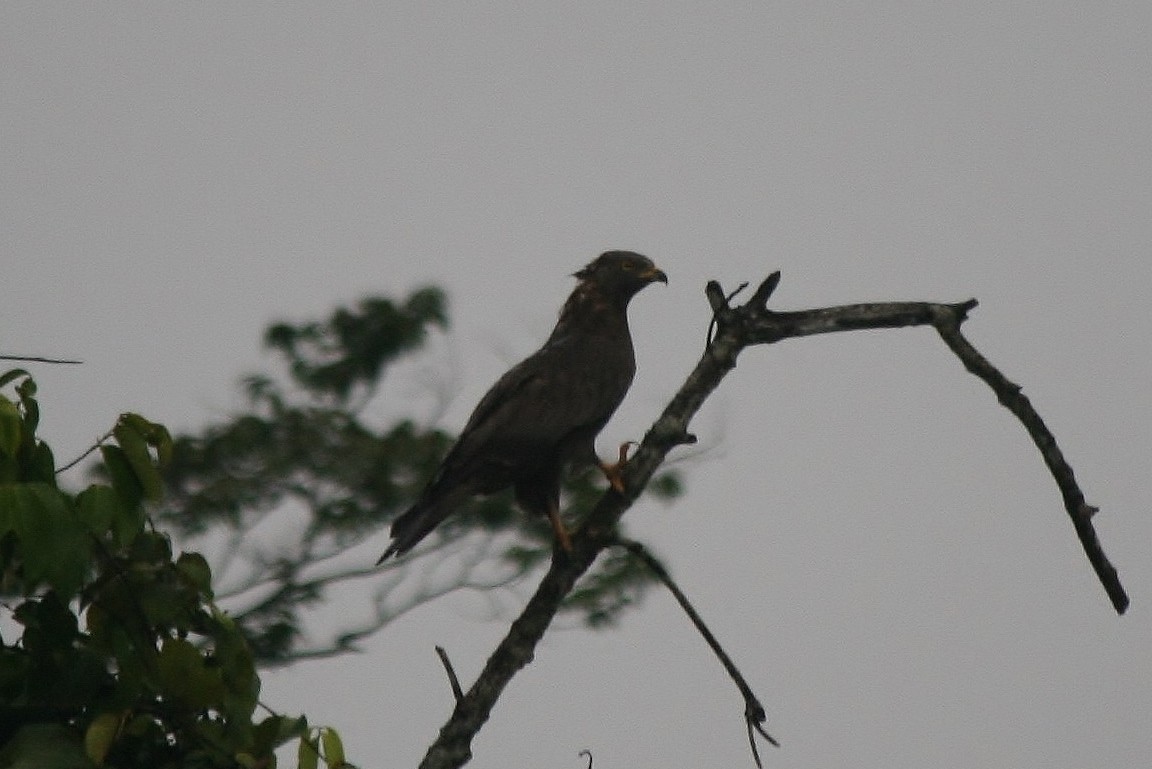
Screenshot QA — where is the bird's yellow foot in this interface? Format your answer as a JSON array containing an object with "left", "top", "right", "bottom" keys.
[
  {"left": 598, "top": 441, "right": 636, "bottom": 494},
  {"left": 547, "top": 502, "right": 573, "bottom": 552}
]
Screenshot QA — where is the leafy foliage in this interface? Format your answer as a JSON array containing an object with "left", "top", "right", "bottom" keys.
[
  {"left": 0, "top": 370, "right": 348, "bottom": 768},
  {"left": 0, "top": 287, "right": 679, "bottom": 764},
  {"left": 159, "top": 289, "right": 682, "bottom": 664}
]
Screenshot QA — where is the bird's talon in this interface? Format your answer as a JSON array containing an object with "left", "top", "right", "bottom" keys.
[{"left": 599, "top": 443, "right": 635, "bottom": 495}]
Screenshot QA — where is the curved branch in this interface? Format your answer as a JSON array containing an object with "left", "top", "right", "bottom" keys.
[
  {"left": 435, "top": 646, "right": 465, "bottom": 703},
  {"left": 416, "top": 272, "right": 1127, "bottom": 768},
  {"left": 934, "top": 321, "right": 1128, "bottom": 613},
  {"left": 615, "top": 537, "right": 778, "bottom": 767}
]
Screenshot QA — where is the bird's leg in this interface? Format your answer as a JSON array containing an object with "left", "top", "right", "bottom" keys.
[
  {"left": 547, "top": 498, "right": 573, "bottom": 552},
  {"left": 598, "top": 441, "right": 636, "bottom": 494}
]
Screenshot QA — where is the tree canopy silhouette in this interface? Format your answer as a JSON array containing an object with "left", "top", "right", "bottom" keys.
[{"left": 158, "top": 287, "right": 682, "bottom": 664}]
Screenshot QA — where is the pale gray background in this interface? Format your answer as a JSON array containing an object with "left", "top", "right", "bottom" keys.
[{"left": 4, "top": 3, "right": 1150, "bottom": 767}]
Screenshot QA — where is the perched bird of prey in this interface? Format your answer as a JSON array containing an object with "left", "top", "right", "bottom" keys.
[{"left": 377, "top": 251, "right": 666, "bottom": 563}]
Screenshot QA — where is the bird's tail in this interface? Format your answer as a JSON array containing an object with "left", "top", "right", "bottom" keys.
[{"left": 376, "top": 487, "right": 467, "bottom": 564}]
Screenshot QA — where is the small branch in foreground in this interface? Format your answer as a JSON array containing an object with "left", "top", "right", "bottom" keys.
[
  {"left": 56, "top": 430, "right": 115, "bottom": 474},
  {"left": 435, "top": 646, "right": 465, "bottom": 703},
  {"left": 0, "top": 354, "right": 83, "bottom": 365},
  {"left": 615, "top": 537, "right": 778, "bottom": 767}
]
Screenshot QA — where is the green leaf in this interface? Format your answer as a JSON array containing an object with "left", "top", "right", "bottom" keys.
[
  {"left": 0, "top": 483, "right": 90, "bottom": 596},
  {"left": 127, "top": 529, "right": 172, "bottom": 563},
  {"left": 156, "top": 637, "right": 225, "bottom": 710},
  {"left": 17, "top": 382, "right": 40, "bottom": 442},
  {"left": 215, "top": 621, "right": 259, "bottom": 722},
  {"left": 0, "top": 397, "right": 21, "bottom": 458},
  {"left": 649, "top": 470, "right": 684, "bottom": 499},
  {"left": 253, "top": 715, "right": 308, "bottom": 755},
  {"left": 319, "top": 727, "right": 346, "bottom": 768},
  {"left": 12, "top": 592, "right": 81, "bottom": 662},
  {"left": 298, "top": 733, "right": 320, "bottom": 769},
  {"left": 27, "top": 441, "right": 56, "bottom": 484},
  {"left": 113, "top": 416, "right": 164, "bottom": 502},
  {"left": 0, "top": 368, "right": 31, "bottom": 390},
  {"left": 84, "top": 711, "right": 122, "bottom": 765},
  {"left": 0, "top": 723, "right": 93, "bottom": 769},
  {"left": 176, "top": 551, "right": 213, "bottom": 597},
  {"left": 98, "top": 446, "right": 144, "bottom": 545},
  {"left": 147, "top": 422, "right": 173, "bottom": 469},
  {"left": 75, "top": 485, "right": 120, "bottom": 536},
  {"left": 15, "top": 375, "right": 37, "bottom": 399},
  {"left": 120, "top": 413, "right": 173, "bottom": 468},
  {"left": 0, "top": 454, "right": 17, "bottom": 484}
]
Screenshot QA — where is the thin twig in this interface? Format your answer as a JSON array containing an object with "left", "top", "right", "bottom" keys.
[
  {"left": 578, "top": 749, "right": 592, "bottom": 769},
  {"left": 615, "top": 537, "right": 778, "bottom": 766},
  {"left": 705, "top": 281, "right": 749, "bottom": 348},
  {"left": 435, "top": 646, "right": 465, "bottom": 703},
  {"left": 55, "top": 430, "right": 115, "bottom": 474},
  {"left": 0, "top": 354, "right": 83, "bottom": 364}
]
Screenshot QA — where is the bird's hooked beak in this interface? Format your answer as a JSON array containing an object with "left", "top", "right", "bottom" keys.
[
  {"left": 572, "top": 252, "right": 668, "bottom": 284},
  {"left": 640, "top": 265, "right": 668, "bottom": 284}
]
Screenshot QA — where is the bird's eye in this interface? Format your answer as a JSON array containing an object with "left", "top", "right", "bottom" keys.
[{"left": 621, "top": 261, "right": 635, "bottom": 271}]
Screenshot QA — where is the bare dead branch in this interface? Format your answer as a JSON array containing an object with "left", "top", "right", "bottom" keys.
[
  {"left": 719, "top": 291, "right": 1126, "bottom": 612},
  {"left": 417, "top": 541, "right": 603, "bottom": 769},
  {"left": 415, "top": 272, "right": 1127, "bottom": 769},
  {"left": 435, "top": 646, "right": 465, "bottom": 703},
  {"left": 615, "top": 537, "right": 778, "bottom": 766},
  {"left": 705, "top": 280, "right": 750, "bottom": 347},
  {"left": 933, "top": 317, "right": 1129, "bottom": 613},
  {"left": 747, "top": 271, "right": 782, "bottom": 309}
]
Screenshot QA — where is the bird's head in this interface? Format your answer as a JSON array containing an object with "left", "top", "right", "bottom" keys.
[{"left": 573, "top": 251, "right": 668, "bottom": 302}]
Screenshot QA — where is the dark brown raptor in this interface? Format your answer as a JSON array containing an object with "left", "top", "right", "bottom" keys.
[{"left": 377, "top": 251, "right": 666, "bottom": 563}]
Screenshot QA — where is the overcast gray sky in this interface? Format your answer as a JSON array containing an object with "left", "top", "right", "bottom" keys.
[{"left": 4, "top": 3, "right": 1151, "bottom": 767}]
